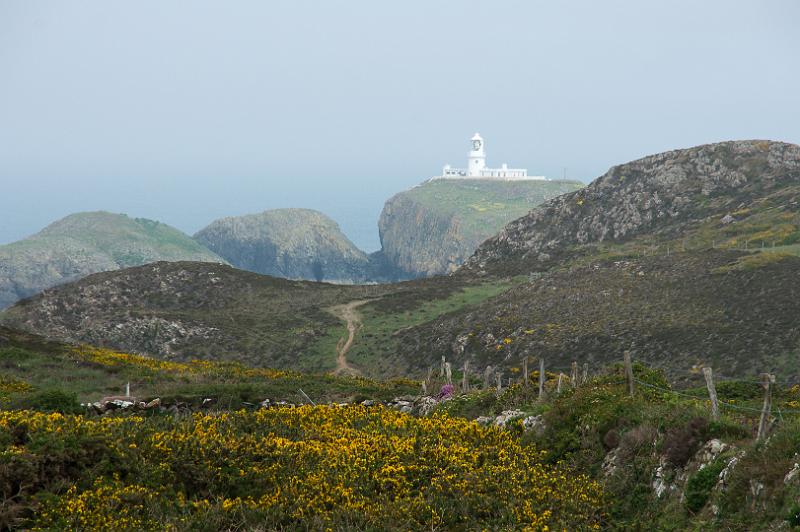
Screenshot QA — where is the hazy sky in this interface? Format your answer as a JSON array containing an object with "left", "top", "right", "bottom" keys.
[{"left": 1, "top": 1, "right": 798, "bottom": 251}]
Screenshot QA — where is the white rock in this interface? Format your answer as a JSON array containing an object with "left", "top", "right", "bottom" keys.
[
  {"left": 108, "top": 399, "right": 134, "bottom": 409},
  {"left": 416, "top": 396, "right": 439, "bottom": 416},
  {"left": 784, "top": 463, "right": 800, "bottom": 485},
  {"left": 522, "top": 415, "right": 545, "bottom": 434},
  {"left": 494, "top": 409, "right": 525, "bottom": 428}
]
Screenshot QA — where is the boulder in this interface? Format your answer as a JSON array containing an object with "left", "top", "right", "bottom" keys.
[{"left": 493, "top": 410, "right": 526, "bottom": 428}]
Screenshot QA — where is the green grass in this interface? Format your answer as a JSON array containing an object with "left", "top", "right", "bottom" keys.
[
  {"left": 0, "top": 327, "right": 417, "bottom": 407},
  {"left": 402, "top": 179, "right": 584, "bottom": 242},
  {"left": 329, "top": 277, "right": 525, "bottom": 375}
]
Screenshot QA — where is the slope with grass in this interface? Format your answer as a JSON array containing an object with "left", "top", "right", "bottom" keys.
[
  {"left": 0, "top": 325, "right": 417, "bottom": 408},
  {"left": 0, "top": 211, "right": 225, "bottom": 309},
  {"left": 377, "top": 178, "right": 584, "bottom": 278},
  {"left": 0, "top": 261, "right": 520, "bottom": 377},
  {"left": 389, "top": 248, "right": 800, "bottom": 382}
]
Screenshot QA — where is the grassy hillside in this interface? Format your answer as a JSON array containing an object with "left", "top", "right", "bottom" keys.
[
  {"left": 0, "top": 326, "right": 417, "bottom": 408},
  {"left": 34, "top": 211, "right": 222, "bottom": 263},
  {"left": 0, "top": 262, "right": 519, "bottom": 377},
  {"left": 387, "top": 247, "right": 800, "bottom": 383},
  {"left": 402, "top": 179, "right": 584, "bottom": 242},
  {"left": 0, "top": 211, "right": 224, "bottom": 309}
]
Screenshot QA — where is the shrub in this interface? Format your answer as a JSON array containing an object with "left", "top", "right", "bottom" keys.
[
  {"left": 0, "top": 406, "right": 604, "bottom": 531},
  {"left": 685, "top": 459, "right": 726, "bottom": 514},
  {"left": 714, "top": 380, "right": 762, "bottom": 401},
  {"left": 603, "top": 428, "right": 621, "bottom": 450},
  {"left": 10, "top": 389, "right": 82, "bottom": 414},
  {"left": 785, "top": 503, "right": 800, "bottom": 527},
  {"left": 618, "top": 424, "right": 658, "bottom": 460},
  {"left": 663, "top": 417, "right": 708, "bottom": 468}
]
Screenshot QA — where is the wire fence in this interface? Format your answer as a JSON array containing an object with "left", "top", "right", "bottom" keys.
[{"left": 632, "top": 377, "right": 791, "bottom": 415}]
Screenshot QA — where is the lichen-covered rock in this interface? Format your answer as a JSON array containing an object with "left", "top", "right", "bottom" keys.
[
  {"left": 467, "top": 140, "right": 800, "bottom": 273},
  {"left": 492, "top": 409, "right": 526, "bottom": 428}
]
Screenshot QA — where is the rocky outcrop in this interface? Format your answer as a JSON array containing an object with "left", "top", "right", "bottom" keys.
[
  {"left": 378, "top": 179, "right": 584, "bottom": 278},
  {"left": 0, "top": 212, "right": 225, "bottom": 309},
  {"left": 194, "top": 208, "right": 371, "bottom": 283},
  {"left": 466, "top": 140, "right": 800, "bottom": 273}
]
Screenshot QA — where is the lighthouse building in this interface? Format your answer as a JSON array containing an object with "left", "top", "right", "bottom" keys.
[{"left": 436, "top": 133, "right": 545, "bottom": 181}]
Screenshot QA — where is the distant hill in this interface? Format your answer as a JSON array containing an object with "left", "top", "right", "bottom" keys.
[
  {"left": 194, "top": 208, "right": 371, "bottom": 283},
  {"left": 0, "top": 212, "right": 224, "bottom": 309},
  {"left": 377, "top": 179, "right": 584, "bottom": 278}
]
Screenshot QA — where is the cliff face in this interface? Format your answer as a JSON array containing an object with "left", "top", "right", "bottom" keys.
[
  {"left": 377, "top": 179, "right": 584, "bottom": 278},
  {"left": 194, "top": 208, "right": 371, "bottom": 283},
  {"left": 0, "top": 212, "right": 224, "bottom": 309}
]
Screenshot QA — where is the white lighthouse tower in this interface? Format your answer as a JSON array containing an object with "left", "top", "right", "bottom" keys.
[
  {"left": 467, "top": 132, "right": 486, "bottom": 177},
  {"left": 438, "top": 133, "right": 543, "bottom": 180}
]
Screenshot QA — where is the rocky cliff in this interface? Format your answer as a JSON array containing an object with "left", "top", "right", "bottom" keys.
[
  {"left": 194, "top": 208, "right": 371, "bottom": 283},
  {"left": 377, "top": 179, "right": 584, "bottom": 278},
  {"left": 467, "top": 140, "right": 800, "bottom": 274},
  {"left": 0, "top": 212, "right": 224, "bottom": 309}
]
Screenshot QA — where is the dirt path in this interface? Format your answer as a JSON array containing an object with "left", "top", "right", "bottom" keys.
[{"left": 327, "top": 300, "right": 372, "bottom": 376}]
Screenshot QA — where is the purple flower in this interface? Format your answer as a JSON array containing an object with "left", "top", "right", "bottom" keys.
[{"left": 437, "top": 384, "right": 455, "bottom": 399}]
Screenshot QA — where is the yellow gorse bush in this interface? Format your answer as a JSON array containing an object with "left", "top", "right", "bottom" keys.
[
  {"left": 1, "top": 406, "right": 602, "bottom": 530},
  {"left": 0, "top": 374, "right": 33, "bottom": 395},
  {"left": 72, "top": 346, "right": 290, "bottom": 380}
]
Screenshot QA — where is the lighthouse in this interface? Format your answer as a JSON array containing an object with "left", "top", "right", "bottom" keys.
[
  {"left": 438, "top": 133, "right": 544, "bottom": 180},
  {"left": 467, "top": 133, "right": 486, "bottom": 177}
]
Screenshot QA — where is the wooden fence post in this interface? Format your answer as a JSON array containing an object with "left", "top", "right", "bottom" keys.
[
  {"left": 462, "top": 361, "right": 469, "bottom": 393},
  {"left": 523, "top": 357, "right": 529, "bottom": 387},
  {"left": 445, "top": 362, "right": 452, "bottom": 385},
  {"left": 496, "top": 373, "right": 503, "bottom": 395},
  {"left": 702, "top": 367, "right": 719, "bottom": 421},
  {"left": 757, "top": 373, "right": 776, "bottom": 441},
  {"left": 440, "top": 356, "right": 446, "bottom": 377},
  {"left": 570, "top": 361, "right": 578, "bottom": 389},
  {"left": 624, "top": 351, "right": 635, "bottom": 397},
  {"left": 538, "top": 358, "right": 545, "bottom": 400},
  {"left": 582, "top": 363, "right": 589, "bottom": 385},
  {"left": 557, "top": 373, "right": 564, "bottom": 393},
  {"left": 484, "top": 366, "right": 493, "bottom": 389}
]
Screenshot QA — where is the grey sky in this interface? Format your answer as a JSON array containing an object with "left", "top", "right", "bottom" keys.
[{"left": 1, "top": 1, "right": 798, "bottom": 251}]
